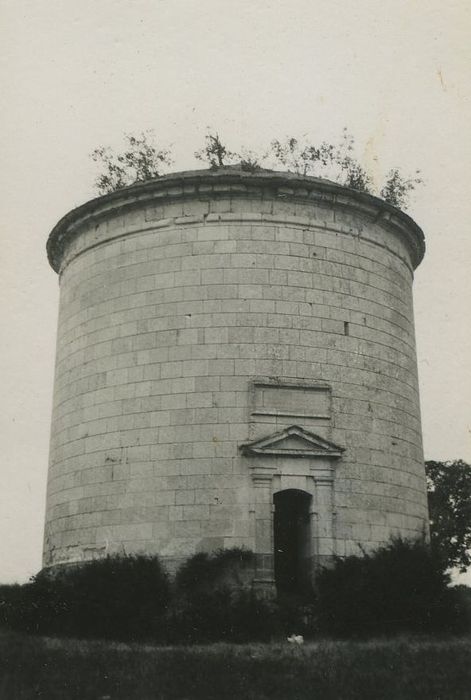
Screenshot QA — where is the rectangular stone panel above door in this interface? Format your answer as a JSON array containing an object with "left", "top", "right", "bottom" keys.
[{"left": 249, "top": 379, "right": 332, "bottom": 441}]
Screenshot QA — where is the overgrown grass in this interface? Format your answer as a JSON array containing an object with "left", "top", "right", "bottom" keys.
[{"left": 1, "top": 630, "right": 470, "bottom": 699}]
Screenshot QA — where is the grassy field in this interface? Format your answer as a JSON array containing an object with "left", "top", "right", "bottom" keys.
[{"left": 1, "top": 630, "right": 470, "bottom": 699}]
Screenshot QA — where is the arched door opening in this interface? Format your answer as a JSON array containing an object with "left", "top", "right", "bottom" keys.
[{"left": 273, "top": 489, "right": 312, "bottom": 595}]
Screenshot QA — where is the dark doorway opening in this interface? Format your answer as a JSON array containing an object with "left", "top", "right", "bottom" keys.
[{"left": 273, "top": 489, "right": 312, "bottom": 595}]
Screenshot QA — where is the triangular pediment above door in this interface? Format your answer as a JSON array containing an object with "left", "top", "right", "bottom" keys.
[{"left": 239, "top": 425, "right": 344, "bottom": 458}]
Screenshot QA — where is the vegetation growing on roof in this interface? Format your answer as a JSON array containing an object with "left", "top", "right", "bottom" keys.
[{"left": 91, "top": 129, "right": 423, "bottom": 209}]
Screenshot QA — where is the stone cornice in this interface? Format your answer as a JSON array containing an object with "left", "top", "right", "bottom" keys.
[{"left": 46, "top": 167, "right": 426, "bottom": 273}]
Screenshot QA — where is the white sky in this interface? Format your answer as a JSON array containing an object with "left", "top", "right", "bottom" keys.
[{"left": 0, "top": 0, "right": 470, "bottom": 583}]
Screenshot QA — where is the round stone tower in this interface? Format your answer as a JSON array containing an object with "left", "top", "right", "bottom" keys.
[{"left": 44, "top": 167, "right": 428, "bottom": 592}]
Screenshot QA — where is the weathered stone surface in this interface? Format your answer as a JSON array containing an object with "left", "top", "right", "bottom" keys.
[{"left": 43, "top": 168, "right": 428, "bottom": 583}]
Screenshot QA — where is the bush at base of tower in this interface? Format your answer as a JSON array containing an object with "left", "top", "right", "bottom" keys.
[
  {"left": 0, "top": 555, "right": 171, "bottom": 642},
  {"left": 1, "top": 542, "right": 469, "bottom": 643},
  {"left": 316, "top": 537, "right": 469, "bottom": 638},
  {"left": 168, "top": 547, "right": 316, "bottom": 643},
  {"left": 168, "top": 548, "right": 284, "bottom": 642}
]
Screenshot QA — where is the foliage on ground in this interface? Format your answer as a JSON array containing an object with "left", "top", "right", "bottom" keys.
[
  {"left": 1, "top": 630, "right": 471, "bottom": 700},
  {"left": 175, "top": 547, "right": 255, "bottom": 593},
  {"left": 0, "top": 555, "right": 170, "bottom": 642},
  {"left": 316, "top": 537, "right": 469, "bottom": 638},
  {"left": 170, "top": 548, "right": 282, "bottom": 643},
  {"left": 1, "top": 542, "right": 469, "bottom": 645},
  {"left": 426, "top": 459, "right": 471, "bottom": 572}
]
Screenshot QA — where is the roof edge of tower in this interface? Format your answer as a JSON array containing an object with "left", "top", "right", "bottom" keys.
[{"left": 46, "top": 167, "right": 425, "bottom": 273}]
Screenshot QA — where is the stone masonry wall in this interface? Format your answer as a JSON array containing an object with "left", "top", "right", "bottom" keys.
[{"left": 43, "top": 169, "right": 428, "bottom": 576}]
